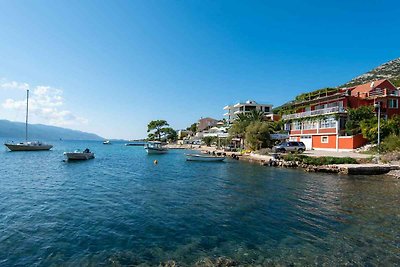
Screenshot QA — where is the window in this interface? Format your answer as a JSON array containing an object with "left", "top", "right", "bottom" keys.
[
  {"left": 293, "top": 121, "right": 302, "bottom": 130},
  {"left": 321, "top": 136, "right": 329, "bottom": 143},
  {"left": 244, "top": 106, "right": 256, "bottom": 111},
  {"left": 319, "top": 117, "right": 337, "bottom": 129},
  {"left": 389, "top": 99, "right": 398, "bottom": 108},
  {"left": 264, "top": 106, "right": 270, "bottom": 112},
  {"left": 303, "top": 121, "right": 317, "bottom": 130}
]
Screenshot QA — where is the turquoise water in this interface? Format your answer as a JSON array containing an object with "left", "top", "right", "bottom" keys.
[{"left": 0, "top": 140, "right": 399, "bottom": 266}]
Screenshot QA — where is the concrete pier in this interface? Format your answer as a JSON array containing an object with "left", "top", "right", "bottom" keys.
[{"left": 337, "top": 164, "right": 400, "bottom": 175}]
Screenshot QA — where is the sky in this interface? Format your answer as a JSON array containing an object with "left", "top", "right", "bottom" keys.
[{"left": 0, "top": 0, "right": 399, "bottom": 139}]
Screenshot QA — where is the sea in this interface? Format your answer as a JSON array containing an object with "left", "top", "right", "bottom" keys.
[{"left": 0, "top": 140, "right": 399, "bottom": 266}]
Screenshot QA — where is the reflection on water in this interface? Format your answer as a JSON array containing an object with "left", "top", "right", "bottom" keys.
[{"left": 0, "top": 140, "right": 399, "bottom": 266}]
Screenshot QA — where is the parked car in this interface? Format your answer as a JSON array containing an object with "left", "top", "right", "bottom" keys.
[
  {"left": 224, "top": 145, "right": 236, "bottom": 152},
  {"left": 272, "top": 141, "right": 306, "bottom": 153}
]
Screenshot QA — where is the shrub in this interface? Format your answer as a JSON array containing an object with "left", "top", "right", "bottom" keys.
[
  {"left": 380, "top": 134, "right": 400, "bottom": 153},
  {"left": 283, "top": 155, "right": 357, "bottom": 165}
]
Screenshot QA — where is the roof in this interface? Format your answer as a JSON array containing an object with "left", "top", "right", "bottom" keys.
[
  {"left": 349, "top": 79, "right": 387, "bottom": 95},
  {"left": 198, "top": 117, "right": 217, "bottom": 121}
]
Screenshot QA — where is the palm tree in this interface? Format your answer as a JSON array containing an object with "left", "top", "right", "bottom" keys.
[{"left": 246, "top": 110, "right": 265, "bottom": 122}]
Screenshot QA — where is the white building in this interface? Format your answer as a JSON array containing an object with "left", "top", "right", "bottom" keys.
[{"left": 223, "top": 100, "right": 273, "bottom": 123}]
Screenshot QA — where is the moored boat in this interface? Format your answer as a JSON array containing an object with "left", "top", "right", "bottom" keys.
[
  {"left": 64, "top": 149, "right": 95, "bottom": 161},
  {"left": 5, "top": 141, "right": 53, "bottom": 151},
  {"left": 125, "top": 141, "right": 147, "bottom": 146},
  {"left": 103, "top": 140, "right": 111, "bottom": 145},
  {"left": 4, "top": 90, "right": 53, "bottom": 151},
  {"left": 144, "top": 141, "right": 168, "bottom": 154},
  {"left": 186, "top": 153, "right": 226, "bottom": 162}
]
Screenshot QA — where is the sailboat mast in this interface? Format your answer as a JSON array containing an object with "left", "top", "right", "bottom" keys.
[{"left": 25, "top": 89, "right": 29, "bottom": 142}]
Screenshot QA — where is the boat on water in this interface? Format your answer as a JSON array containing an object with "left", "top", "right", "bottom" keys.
[
  {"left": 125, "top": 141, "right": 147, "bottom": 146},
  {"left": 103, "top": 140, "right": 111, "bottom": 145},
  {"left": 186, "top": 153, "right": 226, "bottom": 162},
  {"left": 144, "top": 141, "right": 168, "bottom": 154},
  {"left": 64, "top": 149, "right": 95, "bottom": 161},
  {"left": 5, "top": 141, "right": 53, "bottom": 151},
  {"left": 4, "top": 90, "right": 53, "bottom": 151}
]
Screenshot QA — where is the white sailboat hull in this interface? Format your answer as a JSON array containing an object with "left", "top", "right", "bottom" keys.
[{"left": 5, "top": 143, "right": 53, "bottom": 151}]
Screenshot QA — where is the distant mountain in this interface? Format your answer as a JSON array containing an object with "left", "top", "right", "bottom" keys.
[
  {"left": 341, "top": 58, "right": 400, "bottom": 88},
  {"left": 0, "top": 120, "right": 103, "bottom": 141}
]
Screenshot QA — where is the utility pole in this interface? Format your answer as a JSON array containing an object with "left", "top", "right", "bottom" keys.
[{"left": 374, "top": 102, "right": 381, "bottom": 162}]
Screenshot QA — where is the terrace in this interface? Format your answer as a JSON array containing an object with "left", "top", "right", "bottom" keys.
[{"left": 282, "top": 106, "right": 346, "bottom": 120}]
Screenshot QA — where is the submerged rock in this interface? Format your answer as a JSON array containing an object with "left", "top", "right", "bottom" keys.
[
  {"left": 195, "top": 257, "right": 237, "bottom": 267},
  {"left": 159, "top": 260, "right": 179, "bottom": 267}
]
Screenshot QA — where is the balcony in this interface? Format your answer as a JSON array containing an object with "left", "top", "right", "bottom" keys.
[{"left": 282, "top": 106, "right": 346, "bottom": 120}]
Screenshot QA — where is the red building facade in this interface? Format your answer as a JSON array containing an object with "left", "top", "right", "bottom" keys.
[{"left": 282, "top": 79, "right": 400, "bottom": 151}]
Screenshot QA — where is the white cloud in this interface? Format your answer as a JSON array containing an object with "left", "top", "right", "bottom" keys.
[
  {"left": 0, "top": 80, "right": 30, "bottom": 91},
  {"left": 2, "top": 82, "right": 88, "bottom": 127}
]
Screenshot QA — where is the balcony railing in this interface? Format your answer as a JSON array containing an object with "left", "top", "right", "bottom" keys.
[{"left": 282, "top": 106, "right": 346, "bottom": 120}]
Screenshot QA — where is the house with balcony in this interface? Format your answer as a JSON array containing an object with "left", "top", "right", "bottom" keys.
[
  {"left": 281, "top": 79, "right": 400, "bottom": 151},
  {"left": 223, "top": 100, "right": 277, "bottom": 123}
]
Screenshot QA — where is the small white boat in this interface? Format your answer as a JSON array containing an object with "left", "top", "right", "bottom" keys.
[
  {"left": 64, "top": 149, "right": 95, "bottom": 161},
  {"left": 186, "top": 153, "right": 226, "bottom": 162},
  {"left": 144, "top": 141, "right": 168, "bottom": 154},
  {"left": 103, "top": 140, "right": 111, "bottom": 145}
]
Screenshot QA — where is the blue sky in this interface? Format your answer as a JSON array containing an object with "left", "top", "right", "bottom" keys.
[{"left": 0, "top": 0, "right": 399, "bottom": 139}]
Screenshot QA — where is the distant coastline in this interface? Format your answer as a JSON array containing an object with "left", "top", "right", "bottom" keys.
[{"left": 0, "top": 119, "right": 103, "bottom": 141}]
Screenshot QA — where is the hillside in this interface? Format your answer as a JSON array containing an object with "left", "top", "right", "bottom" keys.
[
  {"left": 0, "top": 120, "right": 103, "bottom": 141},
  {"left": 341, "top": 58, "right": 400, "bottom": 88}
]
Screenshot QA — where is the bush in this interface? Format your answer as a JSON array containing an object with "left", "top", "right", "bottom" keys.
[
  {"left": 380, "top": 134, "right": 400, "bottom": 153},
  {"left": 282, "top": 155, "right": 357, "bottom": 165}
]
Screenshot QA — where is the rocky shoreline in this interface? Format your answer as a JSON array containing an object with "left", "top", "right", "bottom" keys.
[
  {"left": 167, "top": 145, "right": 400, "bottom": 176},
  {"left": 238, "top": 153, "right": 400, "bottom": 176}
]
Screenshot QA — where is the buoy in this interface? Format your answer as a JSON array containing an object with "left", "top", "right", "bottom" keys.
[{"left": 154, "top": 160, "right": 158, "bottom": 165}]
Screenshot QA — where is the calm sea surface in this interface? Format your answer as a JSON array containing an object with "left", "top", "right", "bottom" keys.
[{"left": 0, "top": 140, "right": 399, "bottom": 266}]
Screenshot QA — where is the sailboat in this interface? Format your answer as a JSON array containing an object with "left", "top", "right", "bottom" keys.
[{"left": 4, "top": 90, "right": 53, "bottom": 151}]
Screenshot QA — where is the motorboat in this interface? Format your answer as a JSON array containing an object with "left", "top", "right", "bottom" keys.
[
  {"left": 103, "top": 140, "right": 111, "bottom": 145},
  {"left": 125, "top": 141, "right": 147, "bottom": 146},
  {"left": 144, "top": 141, "right": 168, "bottom": 154},
  {"left": 64, "top": 149, "right": 95, "bottom": 161},
  {"left": 186, "top": 153, "right": 226, "bottom": 162},
  {"left": 4, "top": 90, "right": 53, "bottom": 151}
]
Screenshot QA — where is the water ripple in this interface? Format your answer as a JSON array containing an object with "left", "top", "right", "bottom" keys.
[{"left": 0, "top": 140, "right": 400, "bottom": 266}]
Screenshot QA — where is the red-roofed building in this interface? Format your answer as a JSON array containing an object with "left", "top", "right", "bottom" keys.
[{"left": 281, "top": 79, "right": 400, "bottom": 151}]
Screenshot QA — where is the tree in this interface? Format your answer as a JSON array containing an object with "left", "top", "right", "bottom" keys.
[
  {"left": 228, "top": 119, "right": 249, "bottom": 148},
  {"left": 245, "top": 121, "right": 272, "bottom": 150},
  {"left": 203, "top": 136, "right": 217, "bottom": 146},
  {"left": 228, "top": 110, "right": 268, "bottom": 148},
  {"left": 246, "top": 110, "right": 265, "bottom": 122},
  {"left": 162, "top": 127, "right": 178, "bottom": 142},
  {"left": 147, "top": 120, "right": 169, "bottom": 140},
  {"left": 345, "top": 106, "right": 375, "bottom": 135},
  {"left": 360, "top": 115, "right": 400, "bottom": 143},
  {"left": 186, "top": 123, "right": 198, "bottom": 134}
]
